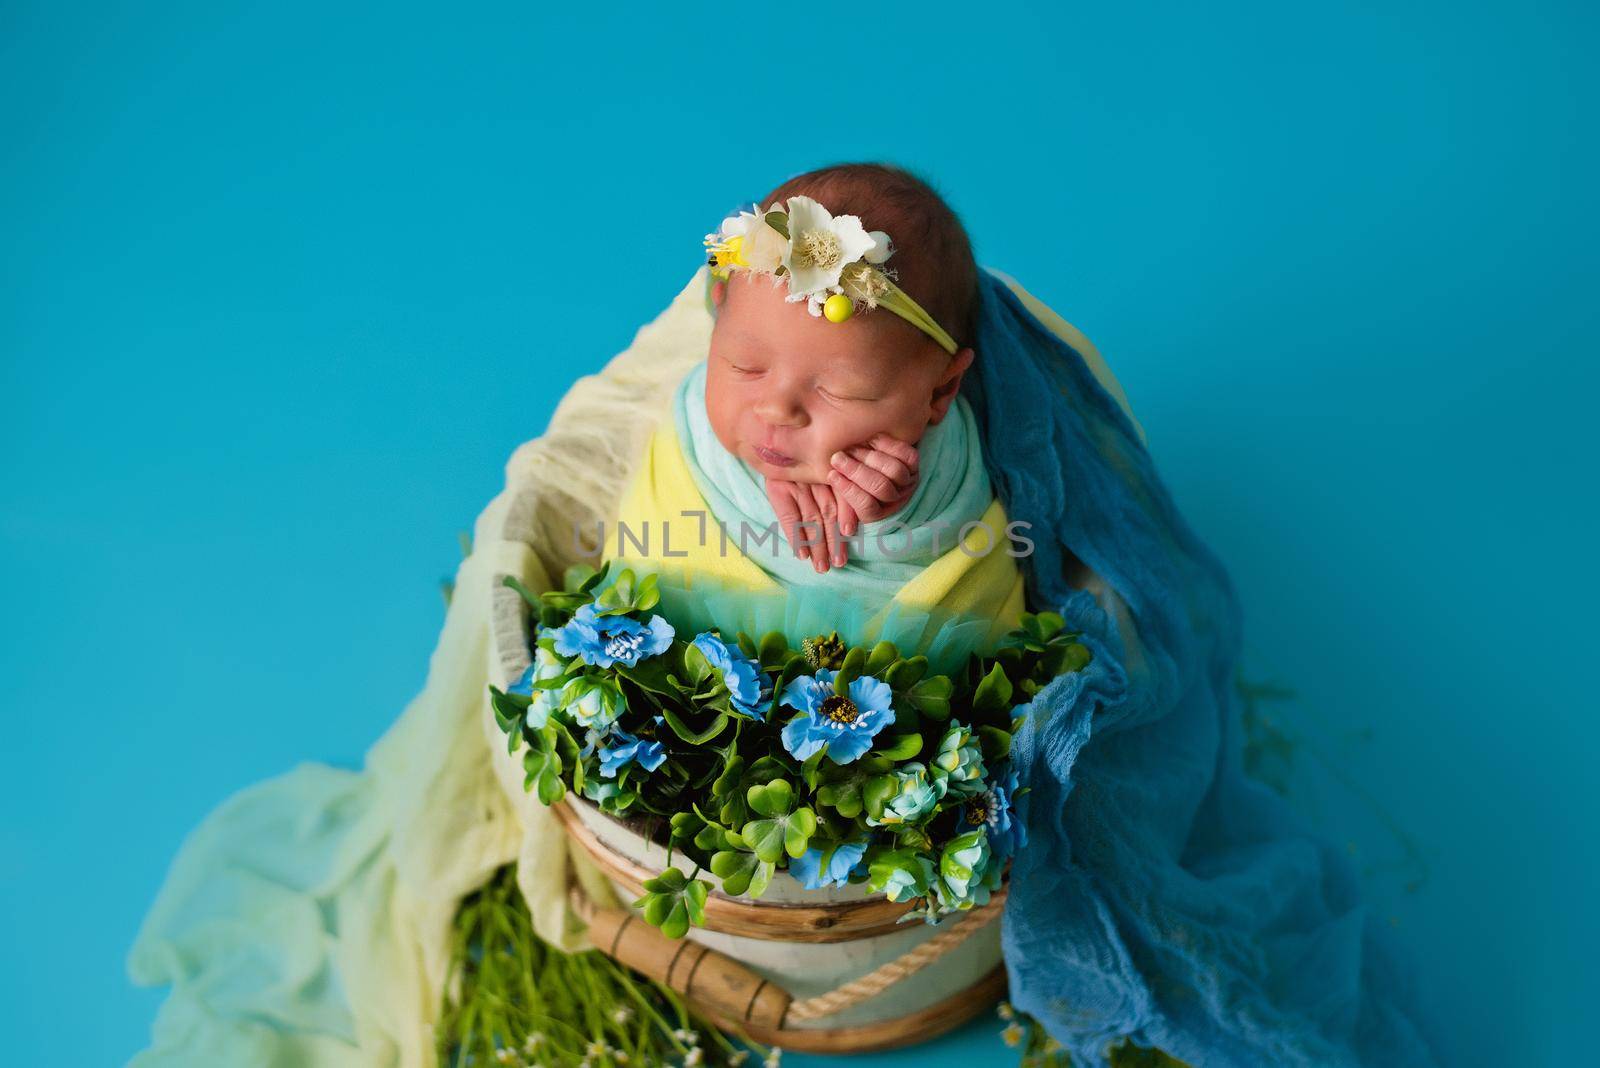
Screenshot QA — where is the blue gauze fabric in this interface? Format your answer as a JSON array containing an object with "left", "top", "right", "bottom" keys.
[{"left": 966, "top": 268, "right": 1441, "bottom": 1066}]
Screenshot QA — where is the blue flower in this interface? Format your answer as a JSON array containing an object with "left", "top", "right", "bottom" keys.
[
  {"left": 598, "top": 729, "right": 667, "bottom": 778},
  {"left": 789, "top": 840, "right": 868, "bottom": 890},
  {"left": 691, "top": 632, "right": 770, "bottom": 719},
  {"left": 956, "top": 763, "right": 1026, "bottom": 861},
  {"left": 778, "top": 670, "right": 895, "bottom": 765},
  {"left": 550, "top": 603, "right": 674, "bottom": 669}
]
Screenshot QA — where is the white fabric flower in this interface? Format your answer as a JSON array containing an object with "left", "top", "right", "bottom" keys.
[
  {"left": 717, "top": 202, "right": 787, "bottom": 273},
  {"left": 780, "top": 195, "right": 878, "bottom": 302}
]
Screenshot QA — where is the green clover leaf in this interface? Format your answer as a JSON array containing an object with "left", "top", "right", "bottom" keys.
[
  {"left": 633, "top": 866, "right": 710, "bottom": 939},
  {"left": 710, "top": 848, "right": 775, "bottom": 898},
  {"left": 741, "top": 780, "right": 817, "bottom": 863}
]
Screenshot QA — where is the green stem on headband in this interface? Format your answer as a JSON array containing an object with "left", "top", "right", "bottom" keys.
[{"left": 881, "top": 280, "right": 960, "bottom": 355}]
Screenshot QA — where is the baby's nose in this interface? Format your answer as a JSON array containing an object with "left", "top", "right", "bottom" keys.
[{"left": 755, "top": 395, "right": 807, "bottom": 427}]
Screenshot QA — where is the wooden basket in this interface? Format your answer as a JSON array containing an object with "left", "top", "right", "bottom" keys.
[{"left": 555, "top": 795, "right": 1007, "bottom": 1055}]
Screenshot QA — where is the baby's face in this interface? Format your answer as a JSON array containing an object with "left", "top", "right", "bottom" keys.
[{"left": 706, "top": 272, "right": 969, "bottom": 485}]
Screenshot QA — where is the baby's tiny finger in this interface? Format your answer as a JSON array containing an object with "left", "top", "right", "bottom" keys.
[
  {"left": 846, "top": 445, "right": 914, "bottom": 492},
  {"left": 812, "top": 484, "right": 845, "bottom": 569},
  {"left": 829, "top": 449, "right": 898, "bottom": 502},
  {"left": 868, "top": 433, "right": 920, "bottom": 473},
  {"left": 795, "top": 487, "right": 824, "bottom": 572},
  {"left": 767, "top": 481, "right": 808, "bottom": 559},
  {"left": 837, "top": 495, "right": 859, "bottom": 538},
  {"left": 828, "top": 471, "right": 880, "bottom": 518}
]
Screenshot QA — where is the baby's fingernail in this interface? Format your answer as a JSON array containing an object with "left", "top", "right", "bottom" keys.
[
  {"left": 830, "top": 451, "right": 846, "bottom": 467},
  {"left": 833, "top": 549, "right": 846, "bottom": 567}
]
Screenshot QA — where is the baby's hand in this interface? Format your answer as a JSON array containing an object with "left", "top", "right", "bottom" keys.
[
  {"left": 764, "top": 434, "right": 921, "bottom": 574},
  {"left": 765, "top": 479, "right": 850, "bottom": 573},
  {"left": 825, "top": 433, "right": 920, "bottom": 534}
]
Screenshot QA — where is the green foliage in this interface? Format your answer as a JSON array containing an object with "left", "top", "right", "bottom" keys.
[
  {"left": 740, "top": 780, "right": 817, "bottom": 863},
  {"left": 632, "top": 866, "right": 710, "bottom": 940},
  {"left": 491, "top": 584, "right": 1097, "bottom": 938},
  {"left": 438, "top": 864, "right": 769, "bottom": 1068}
]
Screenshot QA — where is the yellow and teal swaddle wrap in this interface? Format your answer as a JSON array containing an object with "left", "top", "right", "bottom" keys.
[{"left": 605, "top": 360, "right": 1025, "bottom": 671}]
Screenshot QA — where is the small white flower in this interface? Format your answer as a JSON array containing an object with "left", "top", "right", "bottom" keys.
[
  {"left": 780, "top": 196, "right": 878, "bottom": 302},
  {"left": 764, "top": 1048, "right": 784, "bottom": 1068},
  {"left": 997, "top": 1001, "right": 1016, "bottom": 1020},
  {"left": 684, "top": 1049, "right": 705, "bottom": 1067},
  {"left": 523, "top": 1032, "right": 545, "bottom": 1052},
  {"left": 717, "top": 203, "right": 788, "bottom": 273},
  {"left": 610, "top": 1005, "right": 634, "bottom": 1026},
  {"left": 673, "top": 1028, "right": 698, "bottom": 1044},
  {"left": 1001, "top": 1021, "right": 1026, "bottom": 1047},
  {"left": 728, "top": 1052, "right": 749, "bottom": 1066}
]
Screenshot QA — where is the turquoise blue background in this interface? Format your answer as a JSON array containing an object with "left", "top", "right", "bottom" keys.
[{"left": 3, "top": 2, "right": 1595, "bottom": 1064}]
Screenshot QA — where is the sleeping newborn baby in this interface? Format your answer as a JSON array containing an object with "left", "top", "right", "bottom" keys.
[
  {"left": 605, "top": 164, "right": 1027, "bottom": 662},
  {"left": 707, "top": 267, "right": 972, "bottom": 573}
]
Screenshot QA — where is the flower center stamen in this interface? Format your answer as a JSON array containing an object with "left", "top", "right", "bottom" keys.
[
  {"left": 819, "top": 694, "right": 860, "bottom": 726},
  {"left": 793, "top": 229, "right": 843, "bottom": 270},
  {"left": 965, "top": 797, "right": 993, "bottom": 826},
  {"left": 604, "top": 632, "right": 643, "bottom": 659}
]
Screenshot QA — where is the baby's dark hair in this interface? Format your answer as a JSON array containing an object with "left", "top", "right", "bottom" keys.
[{"left": 754, "top": 162, "right": 981, "bottom": 351}]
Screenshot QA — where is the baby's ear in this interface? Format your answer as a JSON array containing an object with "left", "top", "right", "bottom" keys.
[{"left": 928, "top": 347, "right": 976, "bottom": 423}]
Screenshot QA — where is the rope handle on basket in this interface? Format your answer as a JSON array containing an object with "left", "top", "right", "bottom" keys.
[{"left": 567, "top": 884, "right": 1005, "bottom": 1028}]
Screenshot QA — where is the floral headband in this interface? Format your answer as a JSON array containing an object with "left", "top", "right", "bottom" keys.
[{"left": 703, "top": 195, "right": 960, "bottom": 355}]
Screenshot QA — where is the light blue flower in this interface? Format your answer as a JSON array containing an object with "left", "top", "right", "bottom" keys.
[
  {"left": 550, "top": 603, "right": 674, "bottom": 669},
  {"left": 867, "top": 850, "right": 938, "bottom": 903},
  {"left": 511, "top": 646, "right": 569, "bottom": 692},
  {"left": 930, "top": 721, "right": 987, "bottom": 797},
  {"left": 789, "top": 840, "right": 868, "bottom": 890},
  {"left": 779, "top": 670, "right": 895, "bottom": 765},
  {"left": 598, "top": 729, "right": 667, "bottom": 778},
  {"left": 582, "top": 777, "right": 637, "bottom": 815},
  {"left": 867, "top": 762, "right": 946, "bottom": 827},
  {"left": 957, "top": 763, "right": 1026, "bottom": 860},
  {"left": 510, "top": 647, "right": 572, "bottom": 731},
  {"left": 525, "top": 688, "right": 560, "bottom": 731},
  {"left": 567, "top": 678, "right": 623, "bottom": 734},
  {"left": 691, "top": 632, "right": 770, "bottom": 719},
  {"left": 935, "top": 829, "right": 998, "bottom": 910}
]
